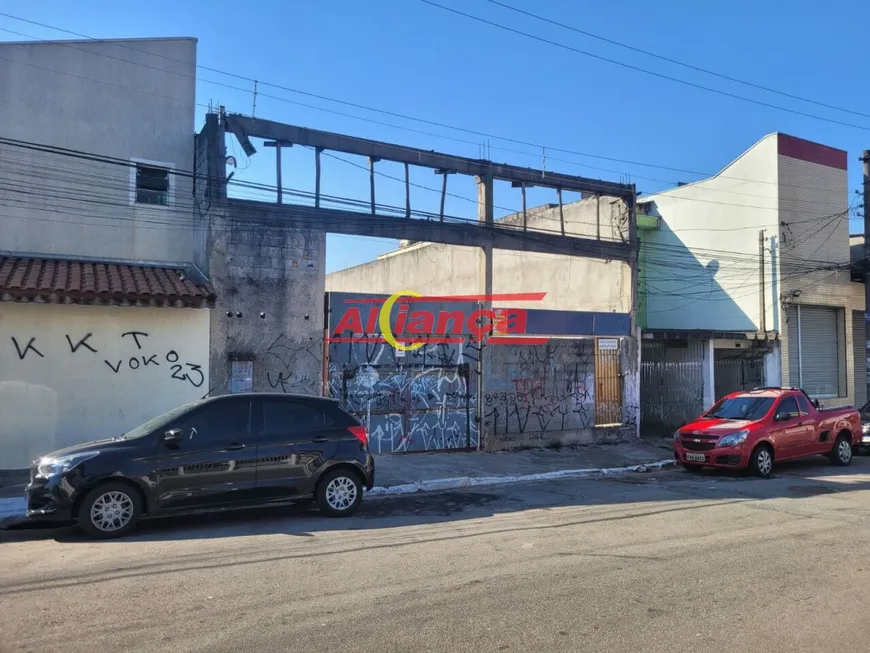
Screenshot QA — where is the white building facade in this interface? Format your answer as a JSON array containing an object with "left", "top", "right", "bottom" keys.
[
  {"left": 638, "top": 133, "right": 864, "bottom": 435},
  {"left": 0, "top": 38, "right": 214, "bottom": 469}
]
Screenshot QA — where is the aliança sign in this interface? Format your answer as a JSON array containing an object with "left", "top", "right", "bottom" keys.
[{"left": 327, "top": 291, "right": 549, "bottom": 352}]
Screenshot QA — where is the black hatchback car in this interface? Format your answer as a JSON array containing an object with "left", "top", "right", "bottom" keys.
[{"left": 24, "top": 393, "right": 375, "bottom": 539}]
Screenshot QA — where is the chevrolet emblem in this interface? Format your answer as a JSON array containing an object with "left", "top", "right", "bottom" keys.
[{"left": 693, "top": 438, "right": 701, "bottom": 443}]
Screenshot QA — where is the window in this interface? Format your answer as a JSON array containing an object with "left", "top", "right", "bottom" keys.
[
  {"left": 786, "top": 305, "right": 846, "bottom": 398},
  {"left": 796, "top": 394, "right": 810, "bottom": 416},
  {"left": 174, "top": 400, "right": 251, "bottom": 445},
  {"left": 707, "top": 396, "right": 773, "bottom": 421},
  {"left": 260, "top": 400, "right": 334, "bottom": 439},
  {"left": 776, "top": 396, "right": 799, "bottom": 420},
  {"left": 133, "top": 162, "right": 171, "bottom": 205}
]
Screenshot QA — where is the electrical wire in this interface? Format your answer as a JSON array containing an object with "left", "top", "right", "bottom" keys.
[
  {"left": 0, "top": 15, "right": 864, "bottom": 202},
  {"left": 482, "top": 0, "right": 870, "bottom": 120},
  {"left": 418, "top": 0, "right": 870, "bottom": 132}
]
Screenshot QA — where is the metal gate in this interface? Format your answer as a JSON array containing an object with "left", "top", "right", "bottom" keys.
[
  {"left": 595, "top": 338, "right": 622, "bottom": 425},
  {"left": 327, "top": 339, "right": 478, "bottom": 454},
  {"left": 713, "top": 349, "right": 764, "bottom": 398},
  {"left": 640, "top": 339, "right": 705, "bottom": 436}
]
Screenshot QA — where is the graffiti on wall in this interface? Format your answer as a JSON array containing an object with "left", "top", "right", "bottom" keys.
[
  {"left": 264, "top": 333, "right": 321, "bottom": 395},
  {"left": 484, "top": 341, "right": 598, "bottom": 447},
  {"left": 9, "top": 330, "right": 205, "bottom": 388},
  {"left": 328, "top": 337, "right": 480, "bottom": 453}
]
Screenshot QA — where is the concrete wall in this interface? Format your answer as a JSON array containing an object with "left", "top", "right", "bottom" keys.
[
  {"left": 641, "top": 134, "right": 780, "bottom": 332},
  {"left": 0, "top": 303, "right": 210, "bottom": 469},
  {"left": 0, "top": 38, "right": 199, "bottom": 265},
  {"left": 483, "top": 338, "right": 635, "bottom": 451},
  {"left": 208, "top": 201, "right": 326, "bottom": 397},
  {"left": 327, "top": 198, "right": 632, "bottom": 313}
]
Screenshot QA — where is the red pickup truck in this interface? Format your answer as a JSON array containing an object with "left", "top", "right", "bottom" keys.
[{"left": 673, "top": 387, "right": 861, "bottom": 477}]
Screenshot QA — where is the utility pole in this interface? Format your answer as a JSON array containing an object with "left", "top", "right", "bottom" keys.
[
  {"left": 759, "top": 229, "right": 766, "bottom": 333},
  {"left": 864, "top": 151, "right": 870, "bottom": 316}
]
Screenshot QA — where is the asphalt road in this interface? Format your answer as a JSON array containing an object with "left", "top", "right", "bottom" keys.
[{"left": 4, "top": 456, "right": 870, "bottom": 653}]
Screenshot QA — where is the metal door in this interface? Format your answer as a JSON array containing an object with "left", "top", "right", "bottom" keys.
[{"left": 594, "top": 338, "right": 622, "bottom": 426}]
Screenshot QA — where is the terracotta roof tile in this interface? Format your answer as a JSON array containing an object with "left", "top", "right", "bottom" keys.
[{"left": 0, "top": 256, "right": 216, "bottom": 308}]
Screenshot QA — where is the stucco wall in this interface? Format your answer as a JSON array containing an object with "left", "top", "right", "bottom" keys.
[
  {"left": 641, "top": 134, "right": 780, "bottom": 331},
  {"left": 0, "top": 303, "right": 210, "bottom": 469},
  {"left": 777, "top": 150, "right": 862, "bottom": 407},
  {"left": 326, "top": 198, "right": 632, "bottom": 313},
  {"left": 0, "top": 38, "right": 199, "bottom": 264}
]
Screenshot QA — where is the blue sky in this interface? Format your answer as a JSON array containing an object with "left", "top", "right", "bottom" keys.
[{"left": 3, "top": 0, "right": 869, "bottom": 272}]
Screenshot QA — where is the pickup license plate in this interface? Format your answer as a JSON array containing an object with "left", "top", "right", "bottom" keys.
[{"left": 685, "top": 453, "right": 706, "bottom": 462}]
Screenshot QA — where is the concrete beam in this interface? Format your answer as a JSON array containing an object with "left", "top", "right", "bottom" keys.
[
  {"left": 227, "top": 199, "right": 636, "bottom": 262},
  {"left": 224, "top": 114, "right": 634, "bottom": 198}
]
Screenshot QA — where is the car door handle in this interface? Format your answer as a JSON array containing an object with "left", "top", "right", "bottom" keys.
[
  {"left": 224, "top": 443, "right": 246, "bottom": 451},
  {"left": 312, "top": 437, "right": 329, "bottom": 443}
]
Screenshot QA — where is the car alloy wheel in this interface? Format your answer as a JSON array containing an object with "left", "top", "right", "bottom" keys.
[
  {"left": 78, "top": 482, "right": 143, "bottom": 539},
  {"left": 837, "top": 438, "right": 852, "bottom": 465},
  {"left": 325, "top": 476, "right": 358, "bottom": 512},
  {"left": 753, "top": 447, "right": 773, "bottom": 477},
  {"left": 316, "top": 469, "right": 363, "bottom": 517},
  {"left": 90, "top": 490, "right": 135, "bottom": 533}
]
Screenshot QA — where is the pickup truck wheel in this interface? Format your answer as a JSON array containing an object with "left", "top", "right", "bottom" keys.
[
  {"left": 830, "top": 435, "right": 853, "bottom": 466},
  {"left": 749, "top": 445, "right": 774, "bottom": 478}
]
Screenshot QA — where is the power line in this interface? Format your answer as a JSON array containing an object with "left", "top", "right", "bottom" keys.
[
  {"left": 0, "top": 136, "right": 859, "bottom": 277},
  {"left": 0, "top": 15, "right": 864, "bottom": 202},
  {"left": 419, "top": 0, "right": 870, "bottom": 132},
  {"left": 482, "top": 0, "right": 870, "bottom": 120}
]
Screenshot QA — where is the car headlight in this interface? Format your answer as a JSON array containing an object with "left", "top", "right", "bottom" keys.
[
  {"left": 718, "top": 430, "right": 749, "bottom": 448},
  {"left": 862, "top": 423, "right": 870, "bottom": 435},
  {"left": 36, "top": 451, "right": 100, "bottom": 478}
]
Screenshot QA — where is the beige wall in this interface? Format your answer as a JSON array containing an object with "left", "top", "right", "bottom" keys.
[
  {"left": 327, "top": 197, "right": 633, "bottom": 313},
  {"left": 0, "top": 38, "right": 198, "bottom": 264},
  {"left": 0, "top": 304, "right": 210, "bottom": 468},
  {"left": 777, "top": 152, "right": 862, "bottom": 407}
]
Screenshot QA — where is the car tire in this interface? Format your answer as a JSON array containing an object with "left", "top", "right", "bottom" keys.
[
  {"left": 830, "top": 434, "right": 853, "bottom": 467},
  {"left": 748, "top": 444, "right": 774, "bottom": 478},
  {"left": 77, "top": 482, "right": 143, "bottom": 539},
  {"left": 316, "top": 469, "right": 363, "bottom": 518},
  {"left": 683, "top": 463, "right": 703, "bottom": 473}
]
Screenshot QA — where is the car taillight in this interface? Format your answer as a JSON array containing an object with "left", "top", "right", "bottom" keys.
[{"left": 348, "top": 425, "right": 369, "bottom": 448}]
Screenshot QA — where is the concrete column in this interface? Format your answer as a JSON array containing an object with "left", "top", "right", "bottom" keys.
[
  {"left": 702, "top": 339, "right": 716, "bottom": 409},
  {"left": 764, "top": 342, "right": 782, "bottom": 387},
  {"left": 476, "top": 173, "right": 494, "bottom": 451}
]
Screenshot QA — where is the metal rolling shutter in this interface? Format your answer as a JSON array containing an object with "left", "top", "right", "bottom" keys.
[
  {"left": 798, "top": 306, "right": 839, "bottom": 398},
  {"left": 853, "top": 311, "right": 867, "bottom": 407},
  {"left": 786, "top": 306, "right": 800, "bottom": 386}
]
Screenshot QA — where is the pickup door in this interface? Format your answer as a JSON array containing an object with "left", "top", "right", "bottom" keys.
[
  {"left": 769, "top": 395, "right": 814, "bottom": 459},
  {"left": 794, "top": 393, "right": 823, "bottom": 454}
]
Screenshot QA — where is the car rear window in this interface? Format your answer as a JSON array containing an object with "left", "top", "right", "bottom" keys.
[
  {"left": 260, "top": 400, "right": 334, "bottom": 436},
  {"left": 796, "top": 394, "right": 810, "bottom": 415}
]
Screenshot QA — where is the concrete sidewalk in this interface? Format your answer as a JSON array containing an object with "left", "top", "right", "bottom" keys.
[
  {"left": 0, "top": 439, "right": 676, "bottom": 523},
  {"left": 370, "top": 439, "right": 675, "bottom": 495}
]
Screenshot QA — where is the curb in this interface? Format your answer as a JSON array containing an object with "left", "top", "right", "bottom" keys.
[
  {"left": 366, "top": 458, "right": 677, "bottom": 497},
  {"left": 0, "top": 459, "right": 678, "bottom": 524}
]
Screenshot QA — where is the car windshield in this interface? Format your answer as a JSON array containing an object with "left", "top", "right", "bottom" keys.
[
  {"left": 119, "top": 400, "right": 204, "bottom": 440},
  {"left": 706, "top": 396, "right": 774, "bottom": 421}
]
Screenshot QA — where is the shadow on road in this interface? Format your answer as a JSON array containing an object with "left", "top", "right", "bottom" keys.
[{"left": 4, "top": 452, "right": 870, "bottom": 547}]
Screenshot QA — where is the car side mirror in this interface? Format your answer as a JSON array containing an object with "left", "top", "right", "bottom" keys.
[
  {"left": 163, "top": 428, "right": 183, "bottom": 443},
  {"left": 774, "top": 413, "right": 790, "bottom": 422},
  {"left": 813, "top": 399, "right": 821, "bottom": 409}
]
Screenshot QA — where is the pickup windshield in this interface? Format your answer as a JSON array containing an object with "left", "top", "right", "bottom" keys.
[{"left": 706, "top": 396, "right": 774, "bottom": 421}]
